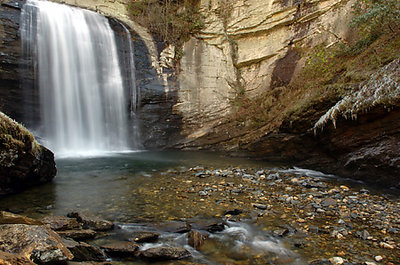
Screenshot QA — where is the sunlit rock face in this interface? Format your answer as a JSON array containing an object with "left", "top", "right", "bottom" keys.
[{"left": 175, "top": 0, "right": 354, "bottom": 139}]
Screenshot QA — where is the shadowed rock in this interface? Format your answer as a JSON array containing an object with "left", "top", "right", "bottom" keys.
[{"left": 62, "top": 238, "right": 106, "bottom": 262}]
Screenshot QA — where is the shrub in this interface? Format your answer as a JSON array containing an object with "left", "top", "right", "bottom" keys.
[
  {"left": 129, "top": 0, "right": 204, "bottom": 47},
  {"left": 351, "top": 0, "right": 400, "bottom": 37}
]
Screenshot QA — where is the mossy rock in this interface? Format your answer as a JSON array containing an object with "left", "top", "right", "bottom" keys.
[{"left": 0, "top": 111, "right": 56, "bottom": 196}]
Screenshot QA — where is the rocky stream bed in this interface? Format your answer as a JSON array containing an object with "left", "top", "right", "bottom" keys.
[{"left": 1, "top": 163, "right": 399, "bottom": 265}]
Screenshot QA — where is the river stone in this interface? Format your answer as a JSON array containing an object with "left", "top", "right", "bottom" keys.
[
  {"left": 42, "top": 216, "right": 81, "bottom": 231},
  {"left": 188, "top": 230, "right": 208, "bottom": 250},
  {"left": 273, "top": 228, "right": 289, "bottom": 237},
  {"left": 67, "top": 212, "right": 114, "bottom": 231},
  {"left": 321, "top": 198, "right": 337, "bottom": 207},
  {"left": 253, "top": 203, "right": 268, "bottom": 210},
  {"left": 224, "top": 209, "right": 243, "bottom": 216},
  {"left": 0, "top": 224, "right": 73, "bottom": 263},
  {"left": 101, "top": 242, "right": 139, "bottom": 257},
  {"left": 62, "top": 238, "right": 106, "bottom": 262},
  {"left": 0, "top": 211, "right": 43, "bottom": 225},
  {"left": 57, "top": 229, "right": 97, "bottom": 241},
  {"left": 309, "top": 260, "right": 331, "bottom": 265},
  {"left": 139, "top": 246, "right": 191, "bottom": 261},
  {"left": 130, "top": 231, "right": 159, "bottom": 243}
]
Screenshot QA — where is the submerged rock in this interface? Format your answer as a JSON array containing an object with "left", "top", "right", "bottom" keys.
[
  {"left": 139, "top": 246, "right": 191, "bottom": 261},
  {"left": 0, "top": 224, "right": 73, "bottom": 263},
  {"left": 156, "top": 221, "right": 191, "bottom": 233}
]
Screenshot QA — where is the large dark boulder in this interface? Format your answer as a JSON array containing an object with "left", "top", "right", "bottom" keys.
[{"left": 0, "top": 112, "right": 56, "bottom": 196}]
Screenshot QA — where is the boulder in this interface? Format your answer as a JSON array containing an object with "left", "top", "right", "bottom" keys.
[
  {"left": 67, "top": 212, "right": 114, "bottom": 231},
  {"left": 0, "top": 112, "right": 57, "bottom": 196},
  {"left": 0, "top": 224, "right": 73, "bottom": 263},
  {"left": 139, "top": 246, "right": 191, "bottom": 261}
]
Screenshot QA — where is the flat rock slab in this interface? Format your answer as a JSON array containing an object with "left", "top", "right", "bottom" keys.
[
  {"left": 0, "top": 224, "right": 73, "bottom": 264},
  {"left": 42, "top": 216, "right": 81, "bottom": 231},
  {"left": 58, "top": 229, "right": 97, "bottom": 241},
  {"left": 0, "top": 211, "right": 43, "bottom": 225},
  {"left": 130, "top": 231, "right": 159, "bottom": 243},
  {"left": 62, "top": 238, "right": 106, "bottom": 262},
  {"left": 67, "top": 212, "right": 114, "bottom": 231},
  {"left": 101, "top": 242, "right": 139, "bottom": 257},
  {"left": 139, "top": 246, "right": 191, "bottom": 261}
]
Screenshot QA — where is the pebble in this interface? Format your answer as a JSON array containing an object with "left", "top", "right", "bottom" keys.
[
  {"left": 253, "top": 203, "right": 267, "bottom": 210},
  {"left": 379, "top": 242, "right": 394, "bottom": 249},
  {"left": 329, "top": 256, "right": 344, "bottom": 264},
  {"left": 374, "top": 255, "right": 383, "bottom": 262}
]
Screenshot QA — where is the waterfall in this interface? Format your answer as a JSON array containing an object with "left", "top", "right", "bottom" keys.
[{"left": 20, "top": 0, "right": 137, "bottom": 156}]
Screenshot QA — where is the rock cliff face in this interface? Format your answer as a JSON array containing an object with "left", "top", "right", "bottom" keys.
[
  {"left": 175, "top": 0, "right": 354, "bottom": 139},
  {"left": 0, "top": 112, "right": 56, "bottom": 196}
]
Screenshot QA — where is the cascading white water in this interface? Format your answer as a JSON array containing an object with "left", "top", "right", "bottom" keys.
[{"left": 20, "top": 0, "right": 136, "bottom": 156}]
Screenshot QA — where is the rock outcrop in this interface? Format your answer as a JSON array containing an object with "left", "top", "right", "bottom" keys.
[
  {"left": 175, "top": 0, "right": 354, "bottom": 138},
  {"left": 0, "top": 111, "right": 56, "bottom": 196}
]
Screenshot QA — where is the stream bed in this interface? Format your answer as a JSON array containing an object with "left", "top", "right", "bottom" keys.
[{"left": 0, "top": 151, "right": 399, "bottom": 264}]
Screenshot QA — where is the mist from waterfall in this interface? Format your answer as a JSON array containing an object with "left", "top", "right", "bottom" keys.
[{"left": 20, "top": 0, "right": 138, "bottom": 157}]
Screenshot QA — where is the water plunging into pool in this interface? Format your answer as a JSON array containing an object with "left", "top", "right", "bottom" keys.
[{"left": 20, "top": 0, "right": 138, "bottom": 157}]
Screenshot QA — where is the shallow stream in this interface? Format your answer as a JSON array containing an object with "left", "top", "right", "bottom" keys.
[{"left": 1, "top": 151, "right": 399, "bottom": 264}]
